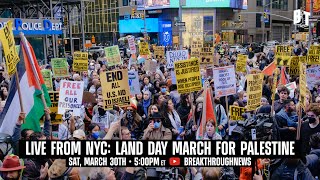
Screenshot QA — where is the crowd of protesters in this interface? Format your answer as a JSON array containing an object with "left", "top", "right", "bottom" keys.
[{"left": 0, "top": 40, "right": 318, "bottom": 180}]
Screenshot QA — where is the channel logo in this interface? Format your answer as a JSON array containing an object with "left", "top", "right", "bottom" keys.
[{"left": 169, "top": 157, "right": 180, "bottom": 166}]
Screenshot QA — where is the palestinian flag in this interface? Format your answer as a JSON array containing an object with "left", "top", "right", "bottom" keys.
[{"left": 0, "top": 36, "right": 51, "bottom": 135}]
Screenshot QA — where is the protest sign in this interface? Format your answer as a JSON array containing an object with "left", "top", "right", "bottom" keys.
[
  {"left": 171, "top": 70, "right": 177, "bottom": 84},
  {"left": 128, "top": 70, "right": 140, "bottom": 95},
  {"left": 307, "top": 55, "right": 320, "bottom": 65},
  {"left": 306, "top": 66, "right": 320, "bottom": 90},
  {"left": 230, "top": 106, "right": 246, "bottom": 121},
  {"left": 213, "top": 65, "right": 237, "bottom": 97},
  {"left": 58, "top": 80, "right": 84, "bottom": 116},
  {"left": 73, "top": 52, "right": 88, "bottom": 72},
  {"left": 246, "top": 73, "right": 264, "bottom": 111},
  {"left": 105, "top": 45, "right": 121, "bottom": 66},
  {"left": 41, "top": 91, "right": 62, "bottom": 125},
  {"left": 174, "top": 58, "right": 201, "bottom": 94},
  {"left": 41, "top": 70, "right": 53, "bottom": 91},
  {"left": 199, "top": 47, "right": 214, "bottom": 64},
  {"left": 206, "top": 67, "right": 213, "bottom": 78},
  {"left": 309, "top": 45, "right": 320, "bottom": 55},
  {"left": 275, "top": 45, "right": 292, "bottom": 66},
  {"left": 51, "top": 58, "right": 69, "bottom": 77},
  {"left": 128, "top": 36, "right": 136, "bottom": 54},
  {"left": 288, "top": 56, "right": 300, "bottom": 75},
  {"left": 0, "top": 21, "right": 20, "bottom": 76},
  {"left": 139, "top": 42, "right": 150, "bottom": 55},
  {"left": 271, "top": 68, "right": 280, "bottom": 101},
  {"left": 236, "top": 54, "right": 247, "bottom": 73},
  {"left": 100, "top": 69, "right": 131, "bottom": 110},
  {"left": 154, "top": 46, "right": 165, "bottom": 59},
  {"left": 191, "top": 38, "right": 202, "bottom": 57},
  {"left": 299, "top": 63, "right": 307, "bottom": 110},
  {"left": 166, "top": 50, "right": 189, "bottom": 69},
  {"left": 300, "top": 56, "right": 307, "bottom": 63}
]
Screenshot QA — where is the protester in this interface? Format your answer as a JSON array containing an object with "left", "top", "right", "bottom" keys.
[
  {"left": 142, "top": 112, "right": 172, "bottom": 140},
  {"left": 203, "top": 120, "right": 222, "bottom": 140},
  {"left": 274, "top": 86, "right": 290, "bottom": 113},
  {"left": 0, "top": 155, "right": 26, "bottom": 180},
  {"left": 275, "top": 99, "right": 297, "bottom": 140}
]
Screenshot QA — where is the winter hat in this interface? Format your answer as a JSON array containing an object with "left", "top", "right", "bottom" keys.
[{"left": 0, "top": 155, "right": 25, "bottom": 172}]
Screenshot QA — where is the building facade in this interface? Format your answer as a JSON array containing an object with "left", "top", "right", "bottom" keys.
[{"left": 244, "top": 0, "right": 294, "bottom": 43}]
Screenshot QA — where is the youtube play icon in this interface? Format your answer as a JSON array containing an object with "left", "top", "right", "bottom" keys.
[{"left": 169, "top": 157, "right": 181, "bottom": 166}]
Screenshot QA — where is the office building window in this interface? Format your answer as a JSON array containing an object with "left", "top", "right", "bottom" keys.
[
  {"left": 257, "top": 0, "right": 262, "bottom": 6},
  {"left": 256, "top": 14, "right": 261, "bottom": 28},
  {"left": 123, "top": 0, "right": 129, "bottom": 6},
  {"left": 272, "top": 0, "right": 288, "bottom": 10}
]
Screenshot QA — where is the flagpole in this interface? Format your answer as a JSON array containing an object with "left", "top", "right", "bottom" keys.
[
  {"left": 296, "top": 106, "right": 302, "bottom": 140},
  {"left": 15, "top": 71, "right": 24, "bottom": 123},
  {"left": 201, "top": 82, "right": 208, "bottom": 139},
  {"left": 19, "top": 33, "right": 48, "bottom": 109}
]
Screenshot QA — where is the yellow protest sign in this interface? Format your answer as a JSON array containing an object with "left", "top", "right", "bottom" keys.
[
  {"left": 236, "top": 54, "right": 247, "bottom": 73},
  {"left": 246, "top": 73, "right": 264, "bottom": 111},
  {"left": 299, "top": 63, "right": 307, "bottom": 110},
  {"left": 0, "top": 21, "right": 20, "bottom": 76},
  {"left": 307, "top": 55, "right": 320, "bottom": 65},
  {"left": 271, "top": 68, "right": 280, "bottom": 101},
  {"left": 174, "top": 58, "right": 202, "bottom": 94},
  {"left": 199, "top": 46, "right": 214, "bottom": 64},
  {"left": 154, "top": 46, "right": 165, "bottom": 59},
  {"left": 300, "top": 56, "right": 307, "bottom": 63},
  {"left": 100, "top": 69, "right": 130, "bottom": 110},
  {"left": 275, "top": 45, "right": 292, "bottom": 66},
  {"left": 41, "top": 91, "right": 62, "bottom": 125},
  {"left": 139, "top": 42, "right": 150, "bottom": 55},
  {"left": 230, "top": 106, "right": 246, "bottom": 120},
  {"left": 288, "top": 56, "right": 300, "bottom": 75},
  {"left": 73, "top": 52, "right": 88, "bottom": 72},
  {"left": 309, "top": 45, "right": 320, "bottom": 55}
]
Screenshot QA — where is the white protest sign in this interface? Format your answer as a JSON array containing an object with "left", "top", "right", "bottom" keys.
[
  {"left": 171, "top": 70, "right": 177, "bottom": 84},
  {"left": 166, "top": 50, "right": 188, "bottom": 69},
  {"left": 306, "top": 66, "right": 320, "bottom": 90},
  {"left": 213, "top": 65, "right": 237, "bottom": 97},
  {"left": 58, "top": 80, "right": 84, "bottom": 116},
  {"left": 128, "top": 70, "right": 141, "bottom": 95},
  {"left": 128, "top": 36, "right": 136, "bottom": 54}
]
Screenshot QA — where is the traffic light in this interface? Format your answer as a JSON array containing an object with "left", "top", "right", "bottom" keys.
[
  {"left": 263, "top": 12, "right": 267, "bottom": 19},
  {"left": 238, "top": 15, "right": 241, "bottom": 21},
  {"left": 64, "top": 16, "right": 68, "bottom": 26},
  {"left": 131, "top": 7, "right": 136, "bottom": 16}
]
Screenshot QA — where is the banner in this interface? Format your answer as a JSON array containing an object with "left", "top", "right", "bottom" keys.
[
  {"left": 174, "top": 58, "right": 201, "bottom": 94},
  {"left": 306, "top": 66, "right": 320, "bottom": 90},
  {"left": 213, "top": 65, "right": 237, "bottom": 97},
  {"left": 100, "top": 69, "right": 131, "bottom": 110},
  {"left": 288, "top": 56, "right": 300, "bottom": 75},
  {"left": 0, "top": 21, "right": 20, "bottom": 76},
  {"left": 230, "top": 106, "right": 246, "bottom": 121},
  {"left": 128, "top": 36, "right": 136, "bottom": 54},
  {"left": 246, "top": 73, "right": 264, "bottom": 111},
  {"left": 166, "top": 50, "right": 189, "bottom": 69},
  {"left": 41, "top": 69, "right": 53, "bottom": 91},
  {"left": 128, "top": 70, "right": 140, "bottom": 96},
  {"left": 105, "top": 45, "right": 121, "bottom": 66},
  {"left": 275, "top": 45, "right": 292, "bottom": 66},
  {"left": 41, "top": 91, "right": 62, "bottom": 125},
  {"left": 73, "top": 52, "right": 88, "bottom": 72},
  {"left": 58, "top": 80, "right": 84, "bottom": 116},
  {"left": 145, "top": 60, "right": 157, "bottom": 73},
  {"left": 139, "top": 42, "right": 150, "bottom": 55},
  {"left": 154, "top": 46, "right": 165, "bottom": 59},
  {"left": 299, "top": 63, "right": 307, "bottom": 110},
  {"left": 236, "top": 54, "right": 247, "bottom": 73},
  {"left": 51, "top": 58, "right": 69, "bottom": 77}
]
